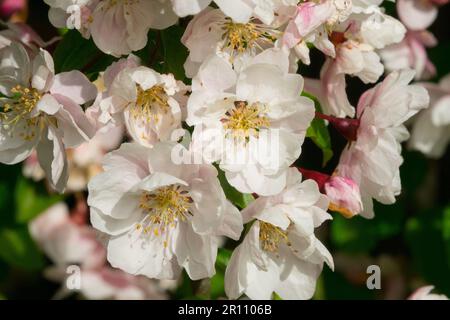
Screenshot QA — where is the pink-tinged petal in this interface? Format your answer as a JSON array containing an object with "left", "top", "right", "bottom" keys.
[
  {"left": 325, "top": 176, "right": 363, "bottom": 218},
  {"left": 53, "top": 94, "right": 96, "bottom": 147},
  {"left": 0, "top": 0, "right": 25, "bottom": 17},
  {"left": 36, "top": 126, "right": 68, "bottom": 193},
  {"left": 171, "top": 0, "right": 211, "bottom": 17},
  {"left": 50, "top": 70, "right": 97, "bottom": 105},
  {"left": 31, "top": 49, "right": 55, "bottom": 92},
  {"left": 215, "top": 0, "right": 253, "bottom": 23},
  {"left": 397, "top": 0, "right": 438, "bottom": 30},
  {"left": 36, "top": 93, "right": 61, "bottom": 115}
]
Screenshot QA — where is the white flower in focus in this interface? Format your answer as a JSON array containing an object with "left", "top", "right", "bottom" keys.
[
  {"left": 187, "top": 50, "right": 315, "bottom": 196},
  {"left": 225, "top": 168, "right": 333, "bottom": 300},
  {"left": 337, "top": 69, "right": 429, "bottom": 218},
  {"left": 44, "top": 0, "right": 97, "bottom": 38},
  {"left": 87, "top": 142, "right": 243, "bottom": 280},
  {"left": 0, "top": 43, "right": 96, "bottom": 192},
  {"left": 409, "top": 75, "right": 450, "bottom": 158},
  {"left": 98, "top": 65, "right": 187, "bottom": 148},
  {"left": 172, "top": 0, "right": 297, "bottom": 24},
  {"left": 88, "top": 0, "right": 177, "bottom": 56},
  {"left": 303, "top": 11, "right": 405, "bottom": 117},
  {"left": 182, "top": 8, "right": 283, "bottom": 77}
]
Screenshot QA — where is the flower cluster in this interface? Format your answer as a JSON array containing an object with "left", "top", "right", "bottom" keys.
[{"left": 1, "top": 0, "right": 449, "bottom": 300}]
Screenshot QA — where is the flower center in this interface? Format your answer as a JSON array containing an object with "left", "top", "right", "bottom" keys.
[
  {"left": 130, "top": 85, "right": 169, "bottom": 122},
  {"left": 259, "top": 221, "right": 289, "bottom": 253},
  {"left": 222, "top": 101, "right": 270, "bottom": 141},
  {"left": 222, "top": 20, "right": 278, "bottom": 57},
  {"left": 135, "top": 185, "right": 193, "bottom": 236},
  {"left": 1, "top": 85, "right": 43, "bottom": 140}
]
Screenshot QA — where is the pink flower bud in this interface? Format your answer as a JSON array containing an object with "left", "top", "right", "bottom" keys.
[
  {"left": 0, "top": 0, "right": 25, "bottom": 18},
  {"left": 324, "top": 176, "right": 363, "bottom": 218}
]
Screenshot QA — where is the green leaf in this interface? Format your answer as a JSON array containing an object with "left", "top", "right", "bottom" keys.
[
  {"left": 306, "top": 118, "right": 333, "bottom": 167},
  {"left": 161, "top": 25, "right": 189, "bottom": 80},
  {"left": 441, "top": 206, "right": 450, "bottom": 268},
  {"left": 14, "top": 177, "right": 64, "bottom": 224},
  {"left": 210, "top": 249, "right": 232, "bottom": 299},
  {"left": 216, "top": 248, "right": 232, "bottom": 271},
  {"left": 406, "top": 209, "right": 450, "bottom": 295},
  {"left": 217, "top": 168, "right": 254, "bottom": 209},
  {"left": 53, "top": 30, "right": 115, "bottom": 77},
  {"left": 331, "top": 201, "right": 406, "bottom": 253},
  {"left": 0, "top": 226, "right": 45, "bottom": 271},
  {"left": 302, "top": 92, "right": 333, "bottom": 166}
]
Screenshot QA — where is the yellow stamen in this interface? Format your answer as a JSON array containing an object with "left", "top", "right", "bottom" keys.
[
  {"left": 137, "top": 185, "right": 193, "bottom": 236},
  {"left": 1, "top": 85, "right": 43, "bottom": 141},
  {"left": 259, "top": 221, "right": 289, "bottom": 253},
  {"left": 223, "top": 101, "right": 270, "bottom": 141},
  {"left": 130, "top": 85, "right": 169, "bottom": 123},
  {"left": 222, "top": 20, "right": 278, "bottom": 57}
]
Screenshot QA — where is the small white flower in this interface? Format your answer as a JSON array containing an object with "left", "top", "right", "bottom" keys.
[
  {"left": 0, "top": 43, "right": 96, "bottom": 192},
  {"left": 409, "top": 74, "right": 450, "bottom": 158},
  {"left": 88, "top": 142, "right": 243, "bottom": 280},
  {"left": 96, "top": 64, "right": 187, "bottom": 148},
  {"left": 225, "top": 168, "right": 333, "bottom": 300},
  {"left": 337, "top": 69, "right": 429, "bottom": 218},
  {"left": 187, "top": 50, "right": 315, "bottom": 196}
]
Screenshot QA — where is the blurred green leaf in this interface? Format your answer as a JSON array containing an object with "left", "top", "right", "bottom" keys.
[
  {"left": 406, "top": 208, "right": 450, "bottom": 295},
  {"left": 443, "top": 206, "right": 450, "bottom": 266},
  {"left": 161, "top": 25, "right": 188, "bottom": 81},
  {"left": 0, "top": 227, "right": 44, "bottom": 271},
  {"left": 216, "top": 248, "right": 232, "bottom": 271},
  {"left": 322, "top": 268, "right": 375, "bottom": 300},
  {"left": 0, "top": 164, "right": 21, "bottom": 227},
  {"left": 210, "top": 249, "right": 232, "bottom": 299},
  {"left": 14, "top": 178, "right": 64, "bottom": 224},
  {"left": 331, "top": 201, "right": 406, "bottom": 252},
  {"left": 400, "top": 151, "right": 428, "bottom": 193},
  {"left": 217, "top": 168, "right": 254, "bottom": 209}
]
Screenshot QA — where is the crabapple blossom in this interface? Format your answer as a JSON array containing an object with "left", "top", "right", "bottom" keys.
[
  {"left": 380, "top": 30, "right": 437, "bottom": 80},
  {"left": 87, "top": 142, "right": 243, "bottom": 280},
  {"left": 0, "top": 43, "right": 96, "bottom": 192},
  {"left": 44, "top": 0, "right": 98, "bottom": 38},
  {"left": 171, "top": 0, "right": 298, "bottom": 24},
  {"left": 299, "top": 168, "right": 363, "bottom": 218},
  {"left": 225, "top": 168, "right": 333, "bottom": 300},
  {"left": 409, "top": 74, "right": 450, "bottom": 158},
  {"left": 282, "top": 0, "right": 351, "bottom": 64},
  {"left": 408, "top": 285, "right": 449, "bottom": 300},
  {"left": 187, "top": 50, "right": 315, "bottom": 196},
  {"left": 30, "top": 202, "right": 167, "bottom": 300},
  {"left": 0, "top": 0, "right": 25, "bottom": 19},
  {"left": 397, "top": 0, "right": 448, "bottom": 31},
  {"left": 46, "top": 0, "right": 178, "bottom": 56},
  {"left": 182, "top": 8, "right": 284, "bottom": 77},
  {"left": 337, "top": 69, "right": 429, "bottom": 218},
  {"left": 91, "top": 60, "right": 187, "bottom": 148},
  {"left": 380, "top": 0, "right": 441, "bottom": 80},
  {"left": 23, "top": 124, "right": 123, "bottom": 192},
  {"left": 90, "top": 0, "right": 177, "bottom": 56},
  {"left": 324, "top": 176, "right": 362, "bottom": 218},
  {"left": 0, "top": 22, "right": 53, "bottom": 54},
  {"left": 304, "top": 11, "right": 405, "bottom": 117}
]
